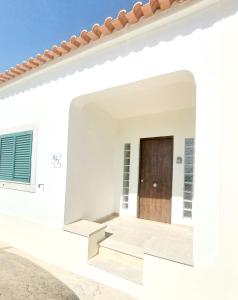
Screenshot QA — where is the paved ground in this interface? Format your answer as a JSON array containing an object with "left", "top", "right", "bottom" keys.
[
  {"left": 0, "top": 241, "right": 136, "bottom": 300},
  {"left": 103, "top": 216, "right": 193, "bottom": 265}
]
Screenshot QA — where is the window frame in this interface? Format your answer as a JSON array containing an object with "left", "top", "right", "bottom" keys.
[
  {"left": 0, "top": 125, "right": 38, "bottom": 193},
  {"left": 183, "top": 138, "right": 194, "bottom": 219},
  {"left": 121, "top": 143, "right": 131, "bottom": 210}
]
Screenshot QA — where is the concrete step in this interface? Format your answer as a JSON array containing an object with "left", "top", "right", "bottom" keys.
[
  {"left": 89, "top": 247, "right": 143, "bottom": 284},
  {"left": 100, "top": 235, "right": 144, "bottom": 259}
]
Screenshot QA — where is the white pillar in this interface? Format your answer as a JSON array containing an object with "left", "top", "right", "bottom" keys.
[{"left": 193, "top": 71, "right": 222, "bottom": 266}]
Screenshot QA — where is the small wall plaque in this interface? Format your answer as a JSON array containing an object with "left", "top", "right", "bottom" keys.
[
  {"left": 176, "top": 156, "right": 183, "bottom": 164},
  {"left": 51, "top": 153, "right": 62, "bottom": 168}
]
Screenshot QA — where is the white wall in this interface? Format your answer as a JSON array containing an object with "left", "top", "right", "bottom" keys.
[
  {"left": 65, "top": 102, "right": 195, "bottom": 226},
  {"left": 118, "top": 108, "right": 195, "bottom": 225},
  {"left": 0, "top": 0, "right": 220, "bottom": 254},
  {"left": 142, "top": 1, "right": 238, "bottom": 300},
  {"left": 64, "top": 73, "right": 195, "bottom": 226},
  {"left": 0, "top": 1, "right": 237, "bottom": 297},
  {"left": 0, "top": 83, "right": 70, "bottom": 227},
  {"left": 219, "top": 0, "right": 238, "bottom": 296},
  {"left": 65, "top": 102, "right": 118, "bottom": 224},
  {"left": 143, "top": 254, "right": 226, "bottom": 300}
]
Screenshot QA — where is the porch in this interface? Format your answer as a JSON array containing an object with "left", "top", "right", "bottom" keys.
[
  {"left": 101, "top": 216, "right": 193, "bottom": 265},
  {"left": 64, "top": 216, "right": 193, "bottom": 284},
  {"left": 63, "top": 70, "right": 196, "bottom": 282},
  {"left": 65, "top": 70, "right": 196, "bottom": 227}
]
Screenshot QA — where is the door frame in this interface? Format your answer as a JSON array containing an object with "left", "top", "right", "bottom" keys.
[{"left": 137, "top": 136, "right": 174, "bottom": 222}]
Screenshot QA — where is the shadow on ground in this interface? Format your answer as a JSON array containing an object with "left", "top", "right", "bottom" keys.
[{"left": 0, "top": 247, "right": 79, "bottom": 300}]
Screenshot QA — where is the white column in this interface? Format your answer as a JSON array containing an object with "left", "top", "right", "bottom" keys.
[{"left": 193, "top": 71, "right": 222, "bottom": 266}]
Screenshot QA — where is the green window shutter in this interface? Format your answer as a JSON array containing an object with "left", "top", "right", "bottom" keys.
[
  {"left": 0, "top": 135, "right": 15, "bottom": 180},
  {"left": 0, "top": 131, "right": 33, "bottom": 183},
  {"left": 13, "top": 131, "right": 33, "bottom": 183}
]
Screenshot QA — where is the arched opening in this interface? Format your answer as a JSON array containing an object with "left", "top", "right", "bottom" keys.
[{"left": 65, "top": 70, "right": 196, "bottom": 229}]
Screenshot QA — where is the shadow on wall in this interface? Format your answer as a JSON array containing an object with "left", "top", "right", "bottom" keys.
[
  {"left": 64, "top": 101, "right": 118, "bottom": 224},
  {"left": 0, "top": 0, "right": 237, "bottom": 99}
]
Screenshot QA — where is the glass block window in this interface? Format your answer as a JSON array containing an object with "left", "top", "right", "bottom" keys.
[
  {"left": 183, "top": 138, "right": 194, "bottom": 218},
  {"left": 122, "top": 143, "right": 131, "bottom": 209}
]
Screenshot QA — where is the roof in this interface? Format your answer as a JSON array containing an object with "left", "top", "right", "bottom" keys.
[{"left": 0, "top": 0, "right": 187, "bottom": 86}]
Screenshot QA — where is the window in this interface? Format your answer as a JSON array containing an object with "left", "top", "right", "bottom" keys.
[
  {"left": 0, "top": 131, "right": 33, "bottom": 183},
  {"left": 122, "top": 143, "right": 131, "bottom": 209},
  {"left": 183, "top": 138, "right": 194, "bottom": 218}
]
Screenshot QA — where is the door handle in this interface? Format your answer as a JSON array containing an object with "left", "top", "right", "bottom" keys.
[{"left": 152, "top": 182, "right": 158, "bottom": 188}]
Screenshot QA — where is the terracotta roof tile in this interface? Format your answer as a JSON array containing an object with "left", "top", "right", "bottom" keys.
[{"left": 0, "top": 0, "right": 187, "bottom": 86}]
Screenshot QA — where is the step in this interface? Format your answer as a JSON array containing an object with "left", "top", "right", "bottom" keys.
[
  {"left": 89, "top": 247, "right": 143, "bottom": 284},
  {"left": 63, "top": 220, "right": 106, "bottom": 237},
  {"left": 63, "top": 220, "right": 106, "bottom": 259},
  {"left": 100, "top": 235, "right": 144, "bottom": 259}
]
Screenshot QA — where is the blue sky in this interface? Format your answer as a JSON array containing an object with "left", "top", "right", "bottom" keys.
[{"left": 0, "top": 0, "right": 147, "bottom": 73}]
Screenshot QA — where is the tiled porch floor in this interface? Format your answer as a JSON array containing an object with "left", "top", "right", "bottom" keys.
[{"left": 100, "top": 217, "right": 193, "bottom": 266}]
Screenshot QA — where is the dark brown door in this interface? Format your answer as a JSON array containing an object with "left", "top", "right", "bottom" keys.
[{"left": 138, "top": 137, "right": 173, "bottom": 223}]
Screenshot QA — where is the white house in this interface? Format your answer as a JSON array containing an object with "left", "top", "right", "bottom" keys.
[{"left": 0, "top": 0, "right": 237, "bottom": 299}]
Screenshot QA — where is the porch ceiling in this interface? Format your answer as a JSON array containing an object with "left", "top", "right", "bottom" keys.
[{"left": 89, "top": 72, "right": 196, "bottom": 119}]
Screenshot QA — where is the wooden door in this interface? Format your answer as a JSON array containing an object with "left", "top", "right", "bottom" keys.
[{"left": 138, "top": 137, "right": 173, "bottom": 223}]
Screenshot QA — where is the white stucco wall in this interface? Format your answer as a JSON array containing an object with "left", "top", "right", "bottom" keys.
[
  {"left": 65, "top": 99, "right": 195, "bottom": 225},
  {"left": 142, "top": 1, "right": 238, "bottom": 300},
  {"left": 219, "top": 0, "right": 238, "bottom": 296},
  {"left": 0, "top": 83, "right": 70, "bottom": 227},
  {"left": 65, "top": 102, "right": 118, "bottom": 224},
  {"left": 65, "top": 71, "right": 195, "bottom": 225},
  {"left": 0, "top": 0, "right": 222, "bottom": 261},
  {"left": 118, "top": 108, "right": 195, "bottom": 225},
  {"left": 0, "top": 0, "right": 237, "bottom": 298}
]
